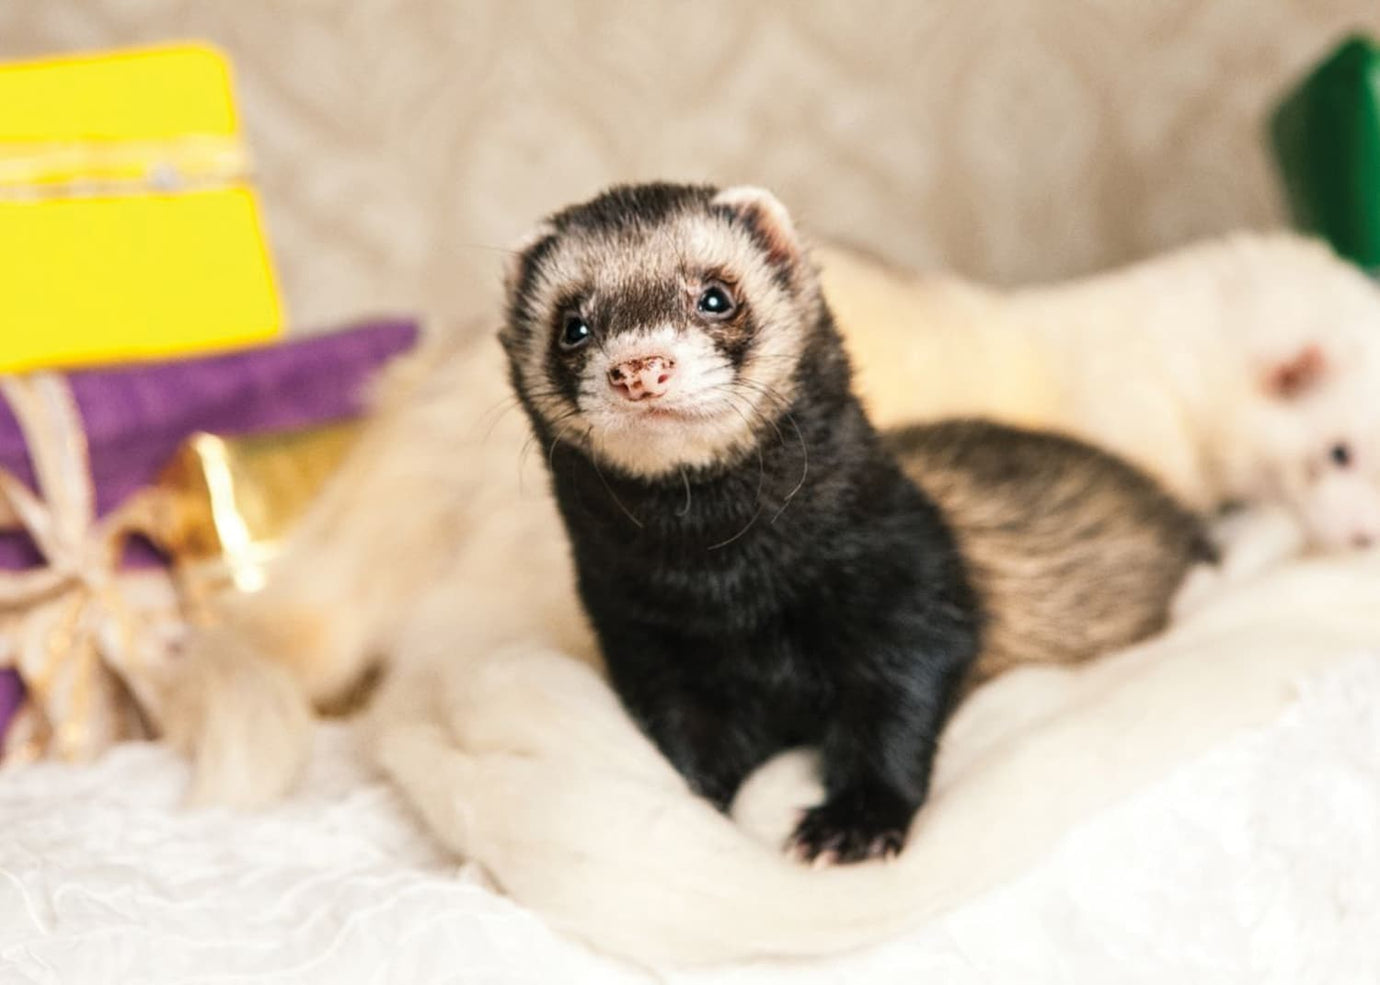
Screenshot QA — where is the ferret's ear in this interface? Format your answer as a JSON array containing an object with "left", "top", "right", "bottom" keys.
[
  {"left": 1264, "top": 343, "right": 1328, "bottom": 400},
  {"left": 712, "top": 186, "right": 801, "bottom": 267},
  {"left": 503, "top": 221, "right": 557, "bottom": 298}
]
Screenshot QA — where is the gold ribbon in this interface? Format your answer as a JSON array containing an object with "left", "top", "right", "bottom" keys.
[
  {"left": 0, "top": 373, "right": 183, "bottom": 763},
  {"left": 0, "top": 134, "right": 252, "bottom": 200}
]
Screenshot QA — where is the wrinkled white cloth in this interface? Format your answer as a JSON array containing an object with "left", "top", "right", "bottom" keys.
[{"left": 2, "top": 652, "right": 1377, "bottom": 985}]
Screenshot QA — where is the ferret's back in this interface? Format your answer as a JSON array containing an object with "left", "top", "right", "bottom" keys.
[{"left": 886, "top": 419, "right": 1212, "bottom": 683}]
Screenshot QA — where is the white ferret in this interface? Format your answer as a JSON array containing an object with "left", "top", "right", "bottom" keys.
[
  {"left": 165, "top": 223, "right": 1380, "bottom": 965},
  {"left": 819, "top": 234, "right": 1380, "bottom": 552}
]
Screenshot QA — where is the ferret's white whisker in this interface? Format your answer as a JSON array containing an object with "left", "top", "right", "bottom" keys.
[
  {"left": 519, "top": 406, "right": 577, "bottom": 484},
  {"left": 479, "top": 394, "right": 524, "bottom": 443},
  {"left": 706, "top": 502, "right": 762, "bottom": 551},
  {"left": 712, "top": 387, "right": 769, "bottom": 500},
  {"left": 518, "top": 433, "right": 539, "bottom": 476},
  {"left": 714, "top": 382, "right": 784, "bottom": 447},
  {"left": 707, "top": 386, "right": 770, "bottom": 467},
  {"left": 588, "top": 439, "right": 645, "bottom": 529},
  {"left": 772, "top": 409, "right": 809, "bottom": 524},
  {"left": 733, "top": 375, "right": 794, "bottom": 411},
  {"left": 703, "top": 387, "right": 768, "bottom": 550},
  {"left": 677, "top": 468, "right": 693, "bottom": 518},
  {"left": 545, "top": 413, "right": 583, "bottom": 474}
]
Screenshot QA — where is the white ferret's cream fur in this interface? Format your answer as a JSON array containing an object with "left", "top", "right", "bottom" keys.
[
  {"left": 821, "top": 235, "right": 1380, "bottom": 551},
  {"left": 165, "top": 231, "right": 1380, "bottom": 963},
  {"left": 165, "top": 330, "right": 597, "bottom": 809}
]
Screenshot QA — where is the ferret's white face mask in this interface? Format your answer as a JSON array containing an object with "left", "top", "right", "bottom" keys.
[
  {"left": 1249, "top": 335, "right": 1380, "bottom": 552},
  {"left": 501, "top": 186, "right": 817, "bottom": 480}
]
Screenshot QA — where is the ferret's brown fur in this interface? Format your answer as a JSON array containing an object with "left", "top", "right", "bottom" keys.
[{"left": 888, "top": 419, "right": 1214, "bottom": 685}]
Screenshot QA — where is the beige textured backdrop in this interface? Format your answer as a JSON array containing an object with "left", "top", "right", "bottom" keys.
[{"left": 5, "top": 1, "right": 1379, "bottom": 332}]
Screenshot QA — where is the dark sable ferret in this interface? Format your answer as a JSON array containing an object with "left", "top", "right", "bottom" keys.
[{"left": 501, "top": 182, "right": 1209, "bottom": 864}]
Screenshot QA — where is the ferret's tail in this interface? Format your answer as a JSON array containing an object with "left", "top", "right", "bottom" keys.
[
  {"left": 161, "top": 620, "right": 316, "bottom": 809},
  {"left": 373, "top": 552, "right": 1380, "bottom": 967},
  {"left": 162, "top": 576, "right": 386, "bottom": 808},
  {"left": 162, "top": 333, "right": 501, "bottom": 808}
]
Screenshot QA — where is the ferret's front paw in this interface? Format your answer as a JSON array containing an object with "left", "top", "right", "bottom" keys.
[{"left": 787, "top": 784, "right": 914, "bottom": 865}]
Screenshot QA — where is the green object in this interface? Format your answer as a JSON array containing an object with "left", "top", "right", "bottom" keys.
[{"left": 1271, "top": 34, "right": 1380, "bottom": 273}]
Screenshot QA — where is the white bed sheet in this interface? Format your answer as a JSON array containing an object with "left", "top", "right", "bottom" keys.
[{"left": 3, "top": 650, "right": 1377, "bottom": 984}]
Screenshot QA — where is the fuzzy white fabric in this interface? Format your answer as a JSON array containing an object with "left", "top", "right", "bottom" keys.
[
  {"left": 359, "top": 548, "right": 1380, "bottom": 967},
  {"left": 3, "top": 644, "right": 1378, "bottom": 982}
]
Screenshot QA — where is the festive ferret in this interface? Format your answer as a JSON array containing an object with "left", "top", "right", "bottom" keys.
[{"left": 500, "top": 183, "right": 1208, "bottom": 861}]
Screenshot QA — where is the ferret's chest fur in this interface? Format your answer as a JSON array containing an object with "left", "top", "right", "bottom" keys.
[{"left": 543, "top": 390, "right": 979, "bottom": 797}]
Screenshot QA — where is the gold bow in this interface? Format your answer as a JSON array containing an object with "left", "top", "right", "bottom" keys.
[{"left": 0, "top": 373, "right": 182, "bottom": 763}]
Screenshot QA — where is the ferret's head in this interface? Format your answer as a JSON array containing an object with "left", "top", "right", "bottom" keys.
[
  {"left": 1244, "top": 344, "right": 1380, "bottom": 550},
  {"left": 1221, "top": 237, "right": 1380, "bottom": 550},
  {"left": 500, "top": 183, "right": 826, "bottom": 479}
]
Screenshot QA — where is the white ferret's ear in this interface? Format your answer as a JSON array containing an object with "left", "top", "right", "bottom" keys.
[
  {"left": 1263, "top": 343, "right": 1328, "bottom": 400},
  {"left": 711, "top": 186, "right": 801, "bottom": 267},
  {"left": 503, "top": 221, "right": 557, "bottom": 298}
]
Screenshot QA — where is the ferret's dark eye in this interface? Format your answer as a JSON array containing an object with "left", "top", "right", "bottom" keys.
[
  {"left": 1331, "top": 442, "right": 1353, "bottom": 468},
  {"left": 559, "top": 314, "right": 592, "bottom": 351},
  {"left": 696, "top": 283, "right": 737, "bottom": 320}
]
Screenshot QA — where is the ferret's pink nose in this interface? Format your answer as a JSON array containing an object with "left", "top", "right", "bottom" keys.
[{"left": 608, "top": 355, "right": 675, "bottom": 401}]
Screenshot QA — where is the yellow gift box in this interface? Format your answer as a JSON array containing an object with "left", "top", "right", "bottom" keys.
[{"left": 0, "top": 43, "right": 283, "bottom": 373}]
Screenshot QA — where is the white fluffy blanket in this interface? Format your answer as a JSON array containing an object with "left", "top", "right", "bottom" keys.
[{"left": 3, "top": 621, "right": 1378, "bottom": 981}]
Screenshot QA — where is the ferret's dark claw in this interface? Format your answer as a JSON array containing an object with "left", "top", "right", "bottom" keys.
[{"left": 787, "top": 794, "right": 911, "bottom": 866}]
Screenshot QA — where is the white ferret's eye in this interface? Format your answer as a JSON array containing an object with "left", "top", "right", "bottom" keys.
[
  {"left": 696, "top": 282, "right": 737, "bottom": 320},
  {"left": 559, "top": 314, "right": 593, "bottom": 351},
  {"left": 1330, "top": 442, "right": 1353, "bottom": 468}
]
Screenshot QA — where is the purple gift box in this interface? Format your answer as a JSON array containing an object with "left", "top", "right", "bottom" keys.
[{"left": 0, "top": 318, "right": 420, "bottom": 746}]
